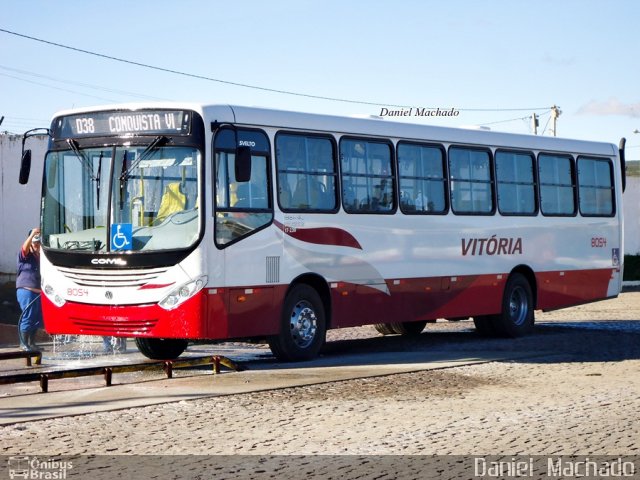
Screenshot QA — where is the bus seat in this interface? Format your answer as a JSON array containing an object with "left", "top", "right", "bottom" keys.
[
  {"left": 292, "top": 178, "right": 322, "bottom": 209},
  {"left": 279, "top": 183, "right": 292, "bottom": 209},
  {"left": 156, "top": 182, "right": 186, "bottom": 222}
]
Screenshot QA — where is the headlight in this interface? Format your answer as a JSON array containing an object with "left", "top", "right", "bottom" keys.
[
  {"left": 43, "top": 283, "right": 66, "bottom": 307},
  {"left": 158, "top": 275, "right": 207, "bottom": 310}
]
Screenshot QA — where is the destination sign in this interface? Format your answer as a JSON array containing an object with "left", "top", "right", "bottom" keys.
[{"left": 52, "top": 110, "right": 192, "bottom": 138}]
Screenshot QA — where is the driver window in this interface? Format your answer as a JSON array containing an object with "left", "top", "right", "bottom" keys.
[{"left": 214, "top": 128, "right": 273, "bottom": 247}]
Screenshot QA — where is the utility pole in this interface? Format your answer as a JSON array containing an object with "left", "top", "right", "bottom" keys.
[
  {"left": 531, "top": 113, "right": 539, "bottom": 135},
  {"left": 550, "top": 105, "right": 562, "bottom": 137}
]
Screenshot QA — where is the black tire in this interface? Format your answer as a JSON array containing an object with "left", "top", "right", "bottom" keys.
[
  {"left": 390, "top": 321, "right": 427, "bottom": 336},
  {"left": 491, "top": 273, "right": 535, "bottom": 337},
  {"left": 135, "top": 338, "right": 188, "bottom": 360},
  {"left": 374, "top": 323, "right": 396, "bottom": 335},
  {"left": 473, "top": 315, "right": 497, "bottom": 336},
  {"left": 268, "top": 284, "right": 326, "bottom": 362}
]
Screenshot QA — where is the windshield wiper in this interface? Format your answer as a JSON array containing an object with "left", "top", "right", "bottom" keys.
[
  {"left": 63, "top": 239, "right": 103, "bottom": 251},
  {"left": 119, "top": 135, "right": 169, "bottom": 182},
  {"left": 96, "top": 151, "right": 103, "bottom": 210},
  {"left": 118, "top": 136, "right": 169, "bottom": 210},
  {"left": 66, "top": 139, "right": 97, "bottom": 180},
  {"left": 119, "top": 150, "right": 128, "bottom": 210}
]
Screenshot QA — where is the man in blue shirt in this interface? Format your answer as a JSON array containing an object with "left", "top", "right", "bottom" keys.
[{"left": 16, "top": 228, "right": 42, "bottom": 351}]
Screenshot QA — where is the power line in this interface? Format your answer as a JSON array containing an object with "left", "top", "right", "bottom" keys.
[
  {"left": 479, "top": 111, "right": 551, "bottom": 127},
  {"left": 0, "top": 71, "right": 120, "bottom": 103},
  {"left": 0, "top": 27, "right": 551, "bottom": 112},
  {"left": 479, "top": 115, "right": 530, "bottom": 126},
  {"left": 0, "top": 64, "right": 166, "bottom": 101}
]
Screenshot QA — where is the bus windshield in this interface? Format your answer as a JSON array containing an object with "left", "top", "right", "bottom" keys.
[{"left": 42, "top": 143, "right": 201, "bottom": 252}]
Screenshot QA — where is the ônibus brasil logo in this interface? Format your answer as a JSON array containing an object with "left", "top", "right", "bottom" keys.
[{"left": 7, "top": 456, "right": 73, "bottom": 479}]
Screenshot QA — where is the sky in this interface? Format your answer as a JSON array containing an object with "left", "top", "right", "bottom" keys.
[{"left": 1, "top": 0, "right": 639, "bottom": 159}]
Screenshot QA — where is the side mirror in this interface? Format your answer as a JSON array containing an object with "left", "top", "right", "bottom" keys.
[
  {"left": 619, "top": 137, "right": 626, "bottom": 193},
  {"left": 19, "top": 127, "right": 50, "bottom": 185},
  {"left": 235, "top": 146, "right": 252, "bottom": 182},
  {"left": 19, "top": 150, "right": 32, "bottom": 185}
]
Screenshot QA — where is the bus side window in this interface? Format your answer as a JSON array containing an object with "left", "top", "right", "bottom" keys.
[
  {"left": 398, "top": 142, "right": 446, "bottom": 214},
  {"left": 276, "top": 133, "right": 337, "bottom": 212},
  {"left": 495, "top": 150, "right": 536, "bottom": 216},
  {"left": 449, "top": 147, "right": 493, "bottom": 215},
  {"left": 577, "top": 156, "right": 614, "bottom": 216},
  {"left": 539, "top": 153, "right": 575, "bottom": 216},
  {"left": 340, "top": 138, "right": 395, "bottom": 214}
]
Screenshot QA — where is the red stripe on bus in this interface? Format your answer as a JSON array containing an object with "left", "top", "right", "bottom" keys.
[
  {"left": 535, "top": 268, "right": 614, "bottom": 311},
  {"left": 273, "top": 220, "right": 362, "bottom": 249},
  {"left": 137, "top": 283, "right": 175, "bottom": 290}
]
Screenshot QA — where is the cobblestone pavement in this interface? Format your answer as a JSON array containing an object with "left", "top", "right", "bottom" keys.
[{"left": 1, "top": 293, "right": 639, "bottom": 459}]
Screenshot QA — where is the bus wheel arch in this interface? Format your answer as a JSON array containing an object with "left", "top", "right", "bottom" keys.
[{"left": 269, "top": 275, "right": 330, "bottom": 361}]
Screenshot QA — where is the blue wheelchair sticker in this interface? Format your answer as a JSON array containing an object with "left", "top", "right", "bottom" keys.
[{"left": 111, "top": 223, "right": 132, "bottom": 251}]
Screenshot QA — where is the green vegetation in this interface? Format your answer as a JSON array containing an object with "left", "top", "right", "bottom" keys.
[
  {"left": 624, "top": 255, "right": 640, "bottom": 281},
  {"left": 626, "top": 161, "right": 640, "bottom": 177}
]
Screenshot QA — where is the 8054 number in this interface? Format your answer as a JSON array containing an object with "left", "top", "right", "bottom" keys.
[{"left": 67, "top": 288, "right": 89, "bottom": 297}]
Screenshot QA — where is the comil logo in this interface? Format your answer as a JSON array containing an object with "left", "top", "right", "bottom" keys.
[
  {"left": 7, "top": 456, "right": 73, "bottom": 479},
  {"left": 91, "top": 257, "right": 127, "bottom": 266}
]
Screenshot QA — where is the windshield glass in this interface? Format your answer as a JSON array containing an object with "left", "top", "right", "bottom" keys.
[{"left": 42, "top": 144, "right": 201, "bottom": 252}]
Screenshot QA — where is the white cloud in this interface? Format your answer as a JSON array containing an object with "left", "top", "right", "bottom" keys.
[
  {"left": 541, "top": 53, "right": 576, "bottom": 67},
  {"left": 577, "top": 98, "right": 640, "bottom": 117}
]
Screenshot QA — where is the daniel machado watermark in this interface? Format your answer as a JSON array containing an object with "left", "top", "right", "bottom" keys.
[
  {"left": 473, "top": 456, "right": 637, "bottom": 478},
  {"left": 378, "top": 106, "right": 460, "bottom": 118},
  {"left": 6, "top": 456, "right": 73, "bottom": 479}
]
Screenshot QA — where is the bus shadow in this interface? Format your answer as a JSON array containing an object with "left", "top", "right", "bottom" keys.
[{"left": 253, "top": 321, "right": 640, "bottom": 370}]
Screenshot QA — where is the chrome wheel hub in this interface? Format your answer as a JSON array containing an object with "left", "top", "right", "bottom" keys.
[
  {"left": 289, "top": 300, "right": 318, "bottom": 348},
  {"left": 509, "top": 286, "right": 529, "bottom": 326}
]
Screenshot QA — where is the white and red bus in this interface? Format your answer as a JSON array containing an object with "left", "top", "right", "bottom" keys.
[{"left": 19, "top": 103, "right": 626, "bottom": 361}]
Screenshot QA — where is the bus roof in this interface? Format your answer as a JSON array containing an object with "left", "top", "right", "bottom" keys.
[{"left": 53, "top": 102, "right": 618, "bottom": 157}]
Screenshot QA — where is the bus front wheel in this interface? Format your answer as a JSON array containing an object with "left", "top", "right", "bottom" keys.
[
  {"left": 135, "top": 338, "right": 188, "bottom": 360},
  {"left": 268, "top": 284, "right": 326, "bottom": 362}
]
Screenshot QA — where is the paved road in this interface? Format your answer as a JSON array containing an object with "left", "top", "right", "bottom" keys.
[{"left": 0, "top": 293, "right": 638, "bottom": 479}]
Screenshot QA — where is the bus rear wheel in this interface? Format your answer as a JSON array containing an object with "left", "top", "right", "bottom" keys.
[
  {"left": 268, "top": 284, "right": 326, "bottom": 362},
  {"left": 374, "top": 323, "right": 396, "bottom": 335},
  {"left": 390, "top": 321, "right": 427, "bottom": 335},
  {"left": 479, "top": 273, "right": 534, "bottom": 338},
  {"left": 135, "top": 338, "right": 188, "bottom": 360}
]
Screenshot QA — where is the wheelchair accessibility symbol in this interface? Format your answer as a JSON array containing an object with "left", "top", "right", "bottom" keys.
[{"left": 111, "top": 223, "right": 132, "bottom": 251}]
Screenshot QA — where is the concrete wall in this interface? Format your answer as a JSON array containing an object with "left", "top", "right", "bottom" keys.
[
  {"left": 624, "top": 176, "right": 640, "bottom": 255},
  {"left": 0, "top": 134, "right": 46, "bottom": 284}
]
